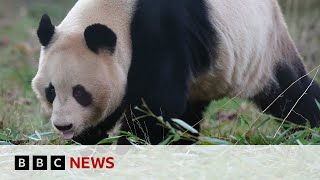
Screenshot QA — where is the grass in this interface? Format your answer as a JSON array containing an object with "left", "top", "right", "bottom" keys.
[{"left": 0, "top": 0, "right": 319, "bottom": 145}]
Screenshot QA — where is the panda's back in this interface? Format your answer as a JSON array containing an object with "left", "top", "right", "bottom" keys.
[
  {"left": 189, "top": 0, "right": 295, "bottom": 101},
  {"left": 57, "top": 0, "right": 296, "bottom": 102}
]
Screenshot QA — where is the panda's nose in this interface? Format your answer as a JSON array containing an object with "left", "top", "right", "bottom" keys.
[{"left": 54, "top": 124, "right": 73, "bottom": 131}]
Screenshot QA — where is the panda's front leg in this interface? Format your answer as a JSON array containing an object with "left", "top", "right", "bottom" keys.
[
  {"left": 117, "top": 101, "right": 209, "bottom": 145},
  {"left": 117, "top": 107, "right": 170, "bottom": 145}
]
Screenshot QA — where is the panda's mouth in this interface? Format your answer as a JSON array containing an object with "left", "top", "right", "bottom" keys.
[{"left": 62, "top": 131, "right": 75, "bottom": 140}]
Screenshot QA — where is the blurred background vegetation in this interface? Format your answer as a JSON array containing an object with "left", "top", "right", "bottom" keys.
[{"left": 0, "top": 0, "right": 319, "bottom": 144}]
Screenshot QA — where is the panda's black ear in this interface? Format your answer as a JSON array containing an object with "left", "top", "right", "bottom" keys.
[
  {"left": 37, "top": 14, "right": 55, "bottom": 47},
  {"left": 84, "top": 24, "right": 117, "bottom": 54}
]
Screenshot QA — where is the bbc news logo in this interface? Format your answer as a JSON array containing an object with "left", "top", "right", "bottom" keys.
[
  {"left": 15, "top": 156, "right": 115, "bottom": 170},
  {"left": 15, "top": 156, "right": 65, "bottom": 170}
]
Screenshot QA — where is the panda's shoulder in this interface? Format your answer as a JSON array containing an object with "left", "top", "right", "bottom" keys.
[{"left": 130, "top": 0, "right": 218, "bottom": 76}]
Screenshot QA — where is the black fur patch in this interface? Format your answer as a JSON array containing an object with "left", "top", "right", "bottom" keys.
[
  {"left": 37, "top": 14, "right": 55, "bottom": 47},
  {"left": 253, "top": 60, "right": 320, "bottom": 127},
  {"left": 72, "top": 85, "right": 93, "bottom": 107},
  {"left": 84, "top": 24, "right": 117, "bottom": 54},
  {"left": 127, "top": 0, "right": 218, "bottom": 117},
  {"left": 45, "top": 82, "right": 55, "bottom": 104}
]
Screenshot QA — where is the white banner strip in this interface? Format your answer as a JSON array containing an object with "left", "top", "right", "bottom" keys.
[{"left": 1, "top": 145, "right": 319, "bottom": 179}]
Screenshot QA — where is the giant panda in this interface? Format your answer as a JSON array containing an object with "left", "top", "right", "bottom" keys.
[{"left": 32, "top": 0, "right": 320, "bottom": 145}]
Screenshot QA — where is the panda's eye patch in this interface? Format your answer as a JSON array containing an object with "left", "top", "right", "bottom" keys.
[
  {"left": 45, "top": 83, "right": 56, "bottom": 104},
  {"left": 72, "top": 85, "right": 92, "bottom": 107}
]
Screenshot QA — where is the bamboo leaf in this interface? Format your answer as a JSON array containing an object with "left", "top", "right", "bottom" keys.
[
  {"left": 315, "top": 99, "right": 320, "bottom": 110},
  {"left": 199, "top": 137, "right": 231, "bottom": 145},
  {"left": 97, "top": 136, "right": 122, "bottom": 145},
  {"left": 171, "top": 118, "right": 199, "bottom": 134}
]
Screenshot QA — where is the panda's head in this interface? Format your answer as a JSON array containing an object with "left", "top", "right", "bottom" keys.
[{"left": 32, "top": 14, "right": 126, "bottom": 139}]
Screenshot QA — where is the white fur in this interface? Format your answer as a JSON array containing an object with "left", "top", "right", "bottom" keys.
[{"left": 189, "top": 0, "right": 297, "bottom": 101}]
